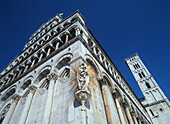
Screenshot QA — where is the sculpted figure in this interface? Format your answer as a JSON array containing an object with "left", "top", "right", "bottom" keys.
[{"left": 77, "top": 63, "right": 89, "bottom": 91}]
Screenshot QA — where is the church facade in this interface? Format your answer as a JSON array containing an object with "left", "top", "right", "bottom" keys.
[{"left": 0, "top": 10, "right": 169, "bottom": 124}]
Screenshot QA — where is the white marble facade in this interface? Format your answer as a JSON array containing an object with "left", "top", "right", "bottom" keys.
[{"left": 0, "top": 10, "right": 165, "bottom": 124}]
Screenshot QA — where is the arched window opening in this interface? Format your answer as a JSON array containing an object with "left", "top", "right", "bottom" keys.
[
  {"left": 103, "top": 76, "right": 111, "bottom": 87},
  {"left": 34, "top": 68, "right": 51, "bottom": 85},
  {"left": 45, "top": 46, "right": 54, "bottom": 56},
  {"left": 88, "top": 39, "right": 93, "bottom": 47},
  {"left": 40, "top": 79, "right": 49, "bottom": 89},
  {"left": 133, "top": 65, "right": 136, "bottom": 69},
  {"left": 71, "top": 18, "right": 77, "bottom": 23},
  {"left": 56, "top": 57, "right": 71, "bottom": 70},
  {"left": 86, "top": 58, "right": 98, "bottom": 74},
  {"left": 137, "top": 63, "right": 140, "bottom": 68},
  {"left": 1, "top": 88, "right": 16, "bottom": 101},
  {"left": 21, "top": 80, "right": 31, "bottom": 90},
  {"left": 141, "top": 72, "right": 145, "bottom": 77},
  {"left": 24, "top": 52, "right": 28, "bottom": 57},
  {"left": 39, "top": 40, "right": 44, "bottom": 46},
  {"left": 51, "top": 31, "right": 56, "bottom": 36},
  {"left": 28, "top": 48, "right": 33, "bottom": 53},
  {"left": 60, "top": 68, "right": 70, "bottom": 78},
  {"left": 138, "top": 73, "right": 142, "bottom": 78},
  {"left": 145, "top": 82, "right": 151, "bottom": 89},
  {"left": 0, "top": 104, "right": 11, "bottom": 123},
  {"left": 60, "top": 34, "right": 71, "bottom": 43},
  {"left": 57, "top": 27, "right": 62, "bottom": 32},
  {"left": 70, "top": 28, "right": 76, "bottom": 38},
  {"left": 34, "top": 44, "right": 39, "bottom": 50},
  {"left": 44, "top": 35, "right": 50, "bottom": 41},
  {"left": 63, "top": 22, "right": 70, "bottom": 28},
  {"left": 80, "top": 30, "right": 83, "bottom": 35}
]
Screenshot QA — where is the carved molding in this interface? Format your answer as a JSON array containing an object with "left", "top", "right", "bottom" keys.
[
  {"left": 12, "top": 94, "right": 21, "bottom": 103},
  {"left": 29, "top": 85, "right": 37, "bottom": 94},
  {"left": 47, "top": 73, "right": 58, "bottom": 81}
]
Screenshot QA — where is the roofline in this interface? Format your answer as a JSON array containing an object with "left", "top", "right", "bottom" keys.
[{"left": 124, "top": 53, "right": 139, "bottom": 61}]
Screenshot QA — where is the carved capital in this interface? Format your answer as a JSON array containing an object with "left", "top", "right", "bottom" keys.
[
  {"left": 12, "top": 94, "right": 21, "bottom": 103},
  {"left": 99, "top": 79, "right": 107, "bottom": 86},
  {"left": 121, "top": 101, "right": 129, "bottom": 107},
  {"left": 47, "top": 73, "right": 58, "bottom": 81},
  {"left": 29, "top": 85, "right": 37, "bottom": 94},
  {"left": 112, "top": 91, "right": 120, "bottom": 98}
]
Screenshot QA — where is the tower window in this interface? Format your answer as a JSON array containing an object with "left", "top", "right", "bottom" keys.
[
  {"left": 133, "top": 63, "right": 140, "bottom": 70},
  {"left": 138, "top": 73, "right": 142, "bottom": 78},
  {"left": 136, "top": 63, "right": 140, "bottom": 68},
  {"left": 145, "top": 82, "right": 151, "bottom": 89},
  {"left": 141, "top": 72, "right": 145, "bottom": 77},
  {"left": 133, "top": 65, "right": 136, "bottom": 69}
]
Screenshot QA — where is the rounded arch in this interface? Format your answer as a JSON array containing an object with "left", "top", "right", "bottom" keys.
[
  {"left": 85, "top": 54, "right": 100, "bottom": 75},
  {"left": 1, "top": 86, "right": 16, "bottom": 101},
  {"left": 123, "top": 96, "right": 130, "bottom": 107},
  {"left": 0, "top": 103, "right": 11, "bottom": 123},
  {"left": 102, "top": 72, "right": 113, "bottom": 87},
  {"left": 20, "top": 76, "right": 33, "bottom": 90},
  {"left": 56, "top": 53, "right": 73, "bottom": 70},
  {"left": 113, "top": 85, "right": 123, "bottom": 101},
  {"left": 33, "top": 66, "right": 52, "bottom": 85},
  {"left": 59, "top": 66, "right": 70, "bottom": 78}
]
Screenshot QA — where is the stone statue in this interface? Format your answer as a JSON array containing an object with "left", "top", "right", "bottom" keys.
[
  {"left": 77, "top": 63, "right": 90, "bottom": 91},
  {"left": 75, "top": 63, "right": 91, "bottom": 111}
]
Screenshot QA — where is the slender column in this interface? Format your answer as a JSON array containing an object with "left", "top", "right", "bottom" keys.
[
  {"left": 139, "top": 120, "right": 142, "bottom": 124},
  {"left": 41, "top": 73, "right": 58, "bottom": 124},
  {"left": 12, "top": 69, "right": 19, "bottom": 80},
  {"left": 101, "top": 82, "right": 120, "bottom": 124},
  {"left": 38, "top": 53, "right": 44, "bottom": 62},
  {"left": 113, "top": 92, "right": 126, "bottom": 124},
  {"left": 75, "top": 28, "right": 80, "bottom": 36},
  {"left": 24, "top": 61, "right": 30, "bottom": 72},
  {"left": 24, "top": 65, "right": 29, "bottom": 72},
  {"left": 65, "top": 35, "right": 69, "bottom": 43},
  {"left": 131, "top": 112, "right": 138, "bottom": 124},
  {"left": 124, "top": 104, "right": 134, "bottom": 124},
  {"left": 18, "top": 67, "right": 24, "bottom": 77},
  {"left": 46, "top": 48, "right": 51, "bottom": 56},
  {"left": 31, "top": 59, "right": 35, "bottom": 67},
  {"left": 93, "top": 47, "right": 97, "bottom": 55},
  {"left": 18, "top": 86, "right": 37, "bottom": 124},
  {"left": 55, "top": 42, "right": 59, "bottom": 50},
  {"left": 2, "top": 95, "right": 20, "bottom": 124},
  {"left": 6, "top": 76, "right": 12, "bottom": 84}
]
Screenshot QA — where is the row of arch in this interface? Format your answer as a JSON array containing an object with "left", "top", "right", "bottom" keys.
[
  {"left": 0, "top": 53, "right": 73, "bottom": 102},
  {"left": 85, "top": 55, "right": 150, "bottom": 123},
  {"left": 0, "top": 24, "right": 79, "bottom": 89},
  {"left": 101, "top": 75, "right": 148, "bottom": 124},
  {"left": 0, "top": 54, "right": 150, "bottom": 124},
  {"left": 0, "top": 14, "right": 79, "bottom": 80},
  {"left": 0, "top": 53, "right": 74, "bottom": 123},
  {"left": 87, "top": 37, "right": 147, "bottom": 115}
]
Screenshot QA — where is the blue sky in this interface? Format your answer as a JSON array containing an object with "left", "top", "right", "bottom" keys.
[{"left": 0, "top": 0, "right": 169, "bottom": 99}]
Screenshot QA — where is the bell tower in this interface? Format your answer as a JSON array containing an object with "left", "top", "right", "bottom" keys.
[{"left": 125, "top": 53, "right": 170, "bottom": 124}]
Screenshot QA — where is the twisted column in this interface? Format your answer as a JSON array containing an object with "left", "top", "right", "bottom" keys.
[
  {"left": 41, "top": 73, "right": 58, "bottom": 124},
  {"left": 18, "top": 85, "right": 37, "bottom": 124},
  {"left": 2, "top": 95, "right": 20, "bottom": 124}
]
